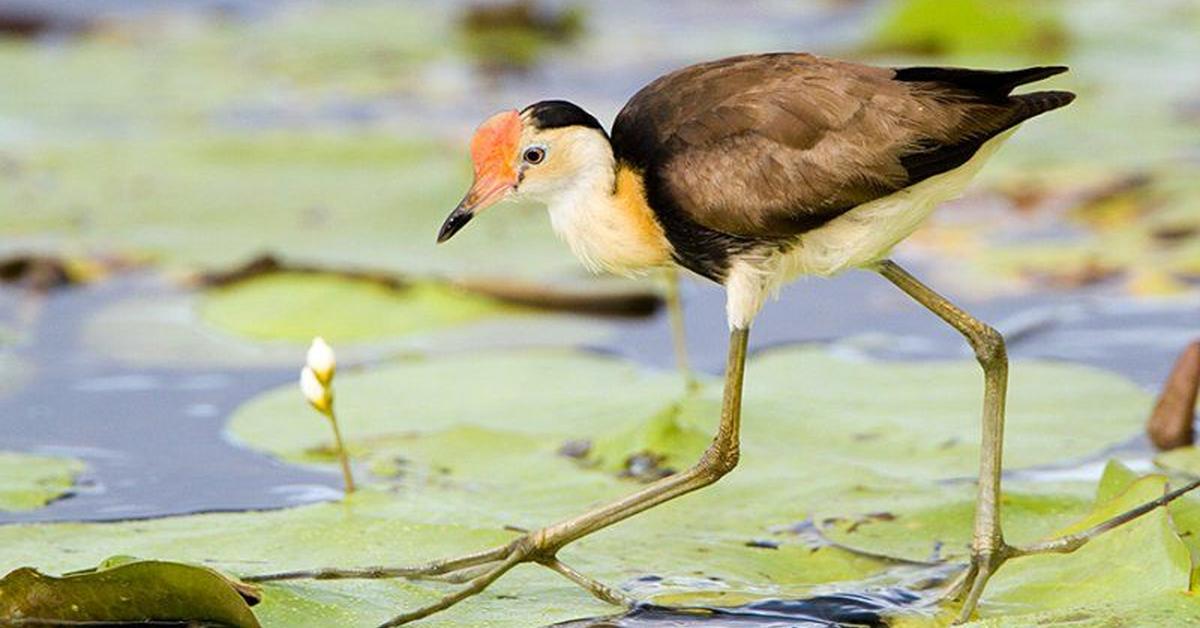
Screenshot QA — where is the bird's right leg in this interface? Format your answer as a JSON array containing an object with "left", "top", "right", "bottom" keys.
[
  {"left": 875, "top": 260, "right": 1009, "bottom": 621},
  {"left": 875, "top": 260, "right": 1200, "bottom": 623},
  {"left": 247, "top": 327, "right": 751, "bottom": 627}
]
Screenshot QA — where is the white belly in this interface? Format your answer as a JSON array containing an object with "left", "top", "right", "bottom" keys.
[
  {"left": 724, "top": 129, "right": 1014, "bottom": 329},
  {"left": 784, "top": 129, "right": 1014, "bottom": 278}
]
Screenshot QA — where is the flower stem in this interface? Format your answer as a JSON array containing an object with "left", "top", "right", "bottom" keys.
[{"left": 326, "top": 410, "right": 356, "bottom": 494}]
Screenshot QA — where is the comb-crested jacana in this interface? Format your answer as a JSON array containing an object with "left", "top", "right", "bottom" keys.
[{"left": 255, "top": 53, "right": 1194, "bottom": 626}]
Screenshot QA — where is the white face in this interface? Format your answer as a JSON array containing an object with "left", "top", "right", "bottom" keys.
[
  {"left": 439, "top": 114, "right": 616, "bottom": 244},
  {"left": 512, "top": 125, "right": 615, "bottom": 203}
]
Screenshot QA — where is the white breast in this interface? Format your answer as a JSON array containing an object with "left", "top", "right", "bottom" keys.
[
  {"left": 550, "top": 187, "right": 628, "bottom": 275},
  {"left": 546, "top": 173, "right": 668, "bottom": 278}
]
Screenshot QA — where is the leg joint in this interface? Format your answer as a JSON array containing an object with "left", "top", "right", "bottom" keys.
[
  {"left": 696, "top": 444, "right": 739, "bottom": 481},
  {"left": 515, "top": 530, "right": 557, "bottom": 563},
  {"left": 969, "top": 324, "right": 1007, "bottom": 368}
]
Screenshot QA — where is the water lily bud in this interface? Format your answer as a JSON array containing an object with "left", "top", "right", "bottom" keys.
[
  {"left": 300, "top": 366, "right": 332, "bottom": 415},
  {"left": 306, "top": 337, "right": 336, "bottom": 384}
]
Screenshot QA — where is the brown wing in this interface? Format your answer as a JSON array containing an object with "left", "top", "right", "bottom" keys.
[{"left": 611, "top": 53, "right": 1073, "bottom": 238}]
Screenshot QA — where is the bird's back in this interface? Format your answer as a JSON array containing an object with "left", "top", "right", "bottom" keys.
[{"left": 610, "top": 53, "right": 1073, "bottom": 281}]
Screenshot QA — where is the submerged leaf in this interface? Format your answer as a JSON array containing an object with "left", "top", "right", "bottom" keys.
[{"left": 0, "top": 451, "right": 84, "bottom": 512}]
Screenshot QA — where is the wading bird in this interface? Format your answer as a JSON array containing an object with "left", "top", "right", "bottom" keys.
[{"left": 252, "top": 53, "right": 1198, "bottom": 626}]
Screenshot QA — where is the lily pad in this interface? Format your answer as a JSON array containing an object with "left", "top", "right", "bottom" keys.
[
  {"left": 1157, "top": 446, "right": 1200, "bottom": 477},
  {"left": 829, "top": 462, "right": 1200, "bottom": 625},
  {"left": 869, "top": 0, "right": 1066, "bottom": 55},
  {"left": 81, "top": 286, "right": 613, "bottom": 369},
  {"left": 981, "top": 470, "right": 1200, "bottom": 625},
  {"left": 230, "top": 346, "right": 1149, "bottom": 486},
  {"left": 201, "top": 273, "right": 515, "bottom": 343},
  {"left": 0, "top": 489, "right": 895, "bottom": 628},
  {"left": 0, "top": 343, "right": 1185, "bottom": 626},
  {"left": 0, "top": 451, "right": 84, "bottom": 512},
  {"left": 225, "top": 345, "right": 1152, "bottom": 576},
  {"left": 0, "top": 132, "right": 579, "bottom": 281},
  {"left": 0, "top": 559, "right": 261, "bottom": 627}
]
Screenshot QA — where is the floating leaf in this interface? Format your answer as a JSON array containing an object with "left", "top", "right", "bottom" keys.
[
  {"left": 1158, "top": 446, "right": 1200, "bottom": 477},
  {"left": 821, "top": 489, "right": 1093, "bottom": 564},
  {"left": 0, "top": 133, "right": 578, "bottom": 280},
  {"left": 869, "top": 0, "right": 1066, "bottom": 55},
  {"left": 0, "top": 559, "right": 261, "bottom": 627},
  {"left": 981, "top": 473, "right": 1199, "bottom": 625},
  {"left": 82, "top": 290, "right": 612, "bottom": 369},
  {"left": 0, "top": 343, "right": 1185, "bottom": 626},
  {"left": 229, "top": 346, "right": 1149, "bottom": 484},
  {"left": 201, "top": 273, "right": 515, "bottom": 343}
]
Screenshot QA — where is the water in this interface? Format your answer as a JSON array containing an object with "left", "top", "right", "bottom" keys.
[
  {"left": 0, "top": 274, "right": 337, "bottom": 524},
  {"left": 558, "top": 590, "right": 927, "bottom": 627}
]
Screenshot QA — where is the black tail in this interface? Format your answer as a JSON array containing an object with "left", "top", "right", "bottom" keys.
[
  {"left": 1009, "top": 89, "right": 1076, "bottom": 121},
  {"left": 894, "top": 68, "right": 1075, "bottom": 183},
  {"left": 894, "top": 65, "right": 1070, "bottom": 100}
]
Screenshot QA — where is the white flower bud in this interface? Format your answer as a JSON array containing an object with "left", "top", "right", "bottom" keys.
[
  {"left": 300, "top": 366, "right": 332, "bottom": 415},
  {"left": 306, "top": 337, "right": 336, "bottom": 385}
]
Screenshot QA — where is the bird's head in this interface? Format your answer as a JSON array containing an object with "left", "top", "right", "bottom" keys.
[{"left": 437, "top": 100, "right": 610, "bottom": 243}]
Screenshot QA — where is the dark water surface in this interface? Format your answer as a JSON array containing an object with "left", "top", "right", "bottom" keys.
[
  {"left": 0, "top": 275, "right": 337, "bottom": 524},
  {"left": 557, "top": 589, "right": 925, "bottom": 628}
]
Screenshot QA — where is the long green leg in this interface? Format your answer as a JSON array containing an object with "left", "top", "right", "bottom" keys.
[
  {"left": 253, "top": 328, "right": 752, "bottom": 627},
  {"left": 875, "top": 260, "right": 1008, "bottom": 621},
  {"left": 874, "top": 260, "right": 1200, "bottom": 622}
]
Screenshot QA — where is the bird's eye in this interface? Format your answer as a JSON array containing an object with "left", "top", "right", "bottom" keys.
[{"left": 523, "top": 146, "right": 546, "bottom": 165}]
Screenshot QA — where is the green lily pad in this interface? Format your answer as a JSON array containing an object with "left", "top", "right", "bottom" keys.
[
  {"left": 230, "top": 346, "right": 1148, "bottom": 486},
  {"left": 980, "top": 471, "right": 1199, "bottom": 625},
  {"left": 0, "top": 132, "right": 579, "bottom": 281},
  {"left": 225, "top": 345, "right": 1150, "bottom": 575},
  {"left": 0, "top": 488, "right": 895, "bottom": 628},
  {"left": 742, "top": 347, "right": 1147, "bottom": 480},
  {"left": 1157, "top": 446, "right": 1200, "bottom": 477},
  {"left": 0, "top": 452, "right": 84, "bottom": 512},
  {"left": 1, "top": 343, "right": 1187, "bottom": 626},
  {"left": 81, "top": 289, "right": 613, "bottom": 369},
  {"left": 0, "top": 559, "right": 261, "bottom": 627},
  {"left": 822, "top": 489, "right": 1095, "bottom": 564},
  {"left": 201, "top": 273, "right": 514, "bottom": 343},
  {"left": 869, "top": 0, "right": 1066, "bottom": 55},
  {"left": 821, "top": 461, "right": 1145, "bottom": 565}
]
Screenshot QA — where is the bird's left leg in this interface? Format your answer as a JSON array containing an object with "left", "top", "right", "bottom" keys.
[
  {"left": 875, "top": 261, "right": 1010, "bottom": 612},
  {"left": 876, "top": 260, "right": 1008, "bottom": 620},
  {"left": 662, "top": 266, "right": 698, "bottom": 391},
  {"left": 875, "top": 260, "right": 1200, "bottom": 623}
]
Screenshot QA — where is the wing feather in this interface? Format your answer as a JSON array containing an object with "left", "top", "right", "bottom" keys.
[{"left": 611, "top": 53, "right": 1073, "bottom": 238}]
